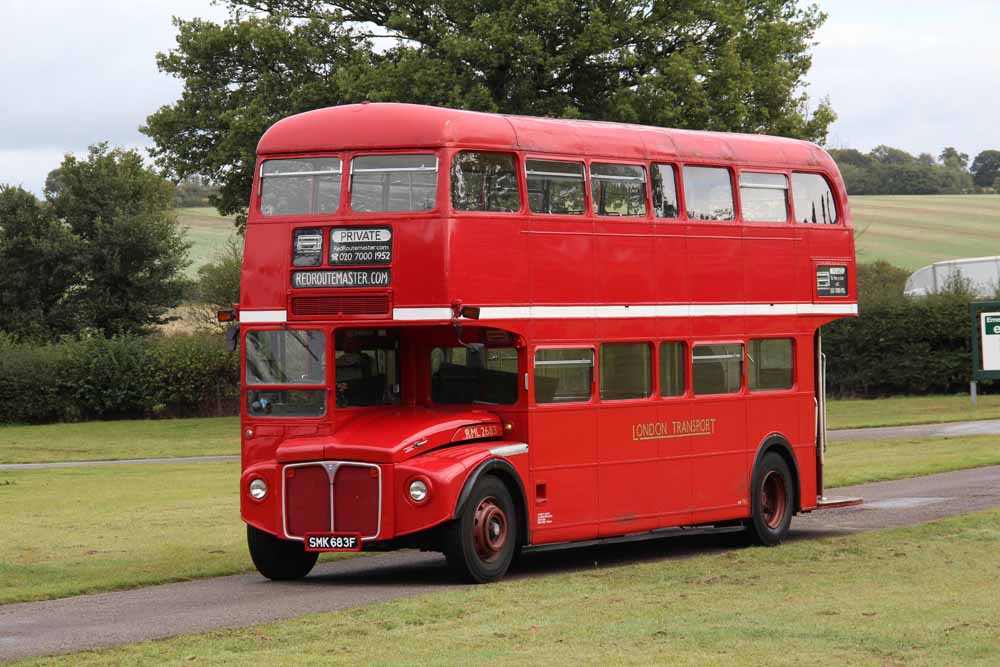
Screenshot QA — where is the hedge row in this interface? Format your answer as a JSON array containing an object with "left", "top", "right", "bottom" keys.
[
  {"left": 0, "top": 333, "right": 239, "bottom": 424},
  {"left": 823, "top": 293, "right": 973, "bottom": 397}
]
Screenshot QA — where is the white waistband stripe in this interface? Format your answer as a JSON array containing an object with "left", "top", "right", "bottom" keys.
[
  {"left": 241, "top": 304, "right": 857, "bottom": 324},
  {"left": 394, "top": 303, "right": 856, "bottom": 321},
  {"left": 239, "top": 310, "right": 288, "bottom": 323}
]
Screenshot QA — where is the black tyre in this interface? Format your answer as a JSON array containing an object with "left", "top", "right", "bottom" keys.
[
  {"left": 444, "top": 475, "right": 518, "bottom": 584},
  {"left": 747, "top": 452, "right": 795, "bottom": 546},
  {"left": 247, "top": 525, "right": 319, "bottom": 580}
]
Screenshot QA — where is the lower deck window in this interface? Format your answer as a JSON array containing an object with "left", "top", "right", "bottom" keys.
[
  {"left": 659, "top": 341, "right": 686, "bottom": 397},
  {"left": 534, "top": 348, "right": 594, "bottom": 403},
  {"left": 749, "top": 338, "right": 794, "bottom": 391},
  {"left": 600, "top": 343, "right": 652, "bottom": 400},
  {"left": 692, "top": 344, "right": 743, "bottom": 395},
  {"left": 431, "top": 346, "right": 519, "bottom": 404},
  {"left": 335, "top": 329, "right": 401, "bottom": 407},
  {"left": 248, "top": 390, "right": 326, "bottom": 417}
]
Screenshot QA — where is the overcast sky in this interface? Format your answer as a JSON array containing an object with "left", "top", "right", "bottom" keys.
[{"left": 1, "top": 0, "right": 997, "bottom": 194}]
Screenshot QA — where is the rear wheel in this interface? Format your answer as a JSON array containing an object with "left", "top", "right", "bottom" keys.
[
  {"left": 748, "top": 452, "right": 795, "bottom": 546},
  {"left": 444, "top": 475, "right": 518, "bottom": 583},
  {"left": 247, "top": 525, "right": 319, "bottom": 580}
]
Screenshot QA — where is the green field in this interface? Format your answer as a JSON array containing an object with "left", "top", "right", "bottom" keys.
[
  {"left": 24, "top": 508, "right": 1000, "bottom": 666},
  {"left": 0, "top": 417, "right": 238, "bottom": 464},
  {"left": 2, "top": 433, "right": 997, "bottom": 605},
  {"left": 826, "top": 394, "right": 1000, "bottom": 430},
  {"left": 176, "top": 206, "right": 237, "bottom": 278},
  {"left": 851, "top": 194, "right": 1000, "bottom": 270}
]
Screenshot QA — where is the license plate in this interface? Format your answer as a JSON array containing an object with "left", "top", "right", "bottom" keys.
[{"left": 303, "top": 532, "right": 363, "bottom": 552}]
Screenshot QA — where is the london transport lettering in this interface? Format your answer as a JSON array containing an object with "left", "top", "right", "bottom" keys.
[
  {"left": 328, "top": 226, "right": 392, "bottom": 266},
  {"left": 291, "top": 269, "right": 391, "bottom": 288},
  {"left": 632, "top": 418, "right": 717, "bottom": 441}
]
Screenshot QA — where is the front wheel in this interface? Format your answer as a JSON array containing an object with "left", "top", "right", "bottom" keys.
[
  {"left": 247, "top": 525, "right": 319, "bottom": 580},
  {"left": 444, "top": 475, "right": 518, "bottom": 583},
  {"left": 747, "top": 452, "right": 795, "bottom": 546}
]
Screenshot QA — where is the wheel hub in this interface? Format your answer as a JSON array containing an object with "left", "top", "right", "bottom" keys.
[
  {"left": 472, "top": 496, "right": 508, "bottom": 562},
  {"left": 760, "top": 470, "right": 787, "bottom": 529}
]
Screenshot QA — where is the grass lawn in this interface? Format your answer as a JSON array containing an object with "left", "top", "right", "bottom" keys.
[
  {"left": 0, "top": 417, "right": 239, "bottom": 464},
  {"left": 826, "top": 394, "right": 1000, "bottom": 430},
  {"left": 22, "top": 508, "right": 1000, "bottom": 666},
  {"left": 1, "top": 394, "right": 995, "bottom": 465},
  {"left": 825, "top": 434, "right": 1000, "bottom": 488},
  {"left": 1, "top": 433, "right": 997, "bottom": 606},
  {"left": 851, "top": 194, "right": 1000, "bottom": 270}
]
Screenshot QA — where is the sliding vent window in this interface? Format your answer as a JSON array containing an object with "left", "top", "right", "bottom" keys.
[
  {"left": 683, "top": 166, "right": 735, "bottom": 220},
  {"left": 260, "top": 158, "right": 342, "bottom": 217},
  {"left": 534, "top": 348, "right": 594, "bottom": 403},
  {"left": 740, "top": 172, "right": 789, "bottom": 222},
  {"left": 692, "top": 344, "right": 743, "bottom": 395},
  {"left": 792, "top": 173, "right": 839, "bottom": 224},
  {"left": 351, "top": 154, "right": 437, "bottom": 213},
  {"left": 600, "top": 343, "right": 652, "bottom": 400},
  {"left": 749, "top": 339, "right": 794, "bottom": 391},
  {"left": 591, "top": 163, "right": 647, "bottom": 216},
  {"left": 659, "top": 341, "right": 686, "bottom": 397},
  {"left": 526, "top": 160, "right": 585, "bottom": 215},
  {"left": 652, "top": 164, "right": 680, "bottom": 218},
  {"left": 451, "top": 152, "right": 520, "bottom": 212}
]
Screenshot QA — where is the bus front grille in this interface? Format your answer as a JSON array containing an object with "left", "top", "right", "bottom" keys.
[
  {"left": 290, "top": 295, "right": 390, "bottom": 317},
  {"left": 283, "top": 462, "right": 381, "bottom": 540}
]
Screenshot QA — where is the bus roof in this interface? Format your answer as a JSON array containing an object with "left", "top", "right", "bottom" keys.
[{"left": 257, "top": 103, "right": 835, "bottom": 172}]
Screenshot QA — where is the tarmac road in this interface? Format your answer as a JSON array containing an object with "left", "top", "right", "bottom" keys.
[{"left": 2, "top": 465, "right": 999, "bottom": 663}]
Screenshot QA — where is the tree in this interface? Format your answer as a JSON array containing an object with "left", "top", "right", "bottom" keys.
[
  {"left": 145, "top": 0, "right": 836, "bottom": 227},
  {"left": 0, "top": 187, "right": 81, "bottom": 339},
  {"left": 47, "top": 144, "right": 191, "bottom": 336},
  {"left": 939, "top": 146, "right": 969, "bottom": 171},
  {"left": 971, "top": 150, "right": 1000, "bottom": 188}
]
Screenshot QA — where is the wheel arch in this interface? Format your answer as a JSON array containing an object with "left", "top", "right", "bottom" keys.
[
  {"left": 753, "top": 433, "right": 801, "bottom": 512},
  {"left": 453, "top": 457, "right": 530, "bottom": 547}
]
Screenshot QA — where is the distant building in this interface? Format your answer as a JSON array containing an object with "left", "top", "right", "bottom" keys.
[{"left": 905, "top": 256, "right": 1000, "bottom": 297}]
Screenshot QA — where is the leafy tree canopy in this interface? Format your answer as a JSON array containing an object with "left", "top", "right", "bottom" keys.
[
  {"left": 0, "top": 186, "right": 81, "bottom": 339},
  {"left": 971, "top": 150, "right": 1000, "bottom": 188},
  {"left": 0, "top": 145, "right": 191, "bottom": 340},
  {"left": 144, "top": 0, "right": 836, "bottom": 227},
  {"left": 829, "top": 145, "right": 973, "bottom": 196}
]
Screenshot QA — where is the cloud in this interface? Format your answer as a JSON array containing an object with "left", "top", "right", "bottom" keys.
[{"left": 808, "top": 0, "right": 1000, "bottom": 158}]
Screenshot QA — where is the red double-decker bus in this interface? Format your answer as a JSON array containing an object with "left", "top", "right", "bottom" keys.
[{"left": 235, "top": 103, "right": 858, "bottom": 583}]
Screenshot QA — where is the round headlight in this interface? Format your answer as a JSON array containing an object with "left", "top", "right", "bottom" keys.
[
  {"left": 249, "top": 478, "right": 268, "bottom": 500},
  {"left": 408, "top": 479, "right": 428, "bottom": 503}
]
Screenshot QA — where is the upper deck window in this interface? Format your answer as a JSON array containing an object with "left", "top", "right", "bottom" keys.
[
  {"left": 526, "top": 160, "right": 585, "bottom": 215},
  {"left": 740, "top": 172, "right": 789, "bottom": 222},
  {"left": 451, "top": 152, "right": 520, "bottom": 213},
  {"left": 792, "top": 173, "right": 839, "bottom": 224},
  {"left": 260, "top": 158, "right": 342, "bottom": 217},
  {"left": 683, "top": 166, "right": 735, "bottom": 221},
  {"left": 652, "top": 164, "right": 680, "bottom": 219},
  {"left": 590, "top": 163, "right": 647, "bottom": 217},
  {"left": 351, "top": 154, "right": 438, "bottom": 213}
]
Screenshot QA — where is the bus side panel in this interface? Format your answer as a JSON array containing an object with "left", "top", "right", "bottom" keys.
[
  {"left": 685, "top": 223, "right": 743, "bottom": 304},
  {"left": 689, "top": 394, "right": 750, "bottom": 522},
  {"left": 657, "top": 400, "right": 694, "bottom": 528},
  {"left": 596, "top": 402, "right": 662, "bottom": 536},
  {"left": 529, "top": 406, "right": 599, "bottom": 544},
  {"left": 527, "top": 220, "right": 595, "bottom": 306}
]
